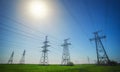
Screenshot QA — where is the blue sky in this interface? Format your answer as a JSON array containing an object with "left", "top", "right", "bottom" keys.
[{"left": 0, "top": 0, "right": 120, "bottom": 64}]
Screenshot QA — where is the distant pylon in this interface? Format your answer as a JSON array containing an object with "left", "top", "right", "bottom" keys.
[
  {"left": 40, "top": 36, "right": 50, "bottom": 65},
  {"left": 90, "top": 31, "right": 110, "bottom": 64},
  {"left": 61, "top": 38, "right": 71, "bottom": 65},
  {"left": 20, "top": 50, "right": 26, "bottom": 64},
  {"left": 87, "top": 56, "right": 90, "bottom": 64},
  {"left": 8, "top": 51, "right": 14, "bottom": 64}
]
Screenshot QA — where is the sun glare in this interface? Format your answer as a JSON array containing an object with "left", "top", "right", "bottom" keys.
[{"left": 28, "top": 0, "right": 48, "bottom": 19}]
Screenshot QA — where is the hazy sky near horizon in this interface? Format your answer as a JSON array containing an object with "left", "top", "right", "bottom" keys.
[{"left": 0, "top": 0, "right": 120, "bottom": 64}]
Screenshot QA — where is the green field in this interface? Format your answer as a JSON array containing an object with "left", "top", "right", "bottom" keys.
[{"left": 0, "top": 64, "right": 120, "bottom": 72}]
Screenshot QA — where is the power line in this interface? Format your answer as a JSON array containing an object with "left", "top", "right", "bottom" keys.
[
  {"left": 0, "top": 22, "right": 63, "bottom": 50},
  {"left": 0, "top": 15, "right": 62, "bottom": 46},
  {"left": 0, "top": 22, "right": 43, "bottom": 40},
  {"left": 0, "top": 14, "right": 61, "bottom": 40},
  {"left": 0, "top": 24, "right": 42, "bottom": 42},
  {"left": 0, "top": 17, "right": 64, "bottom": 48},
  {"left": 0, "top": 39, "right": 26, "bottom": 46},
  {"left": 0, "top": 15, "right": 45, "bottom": 37}
]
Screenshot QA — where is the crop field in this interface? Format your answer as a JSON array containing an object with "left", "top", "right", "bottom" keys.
[{"left": 0, "top": 64, "right": 120, "bottom": 72}]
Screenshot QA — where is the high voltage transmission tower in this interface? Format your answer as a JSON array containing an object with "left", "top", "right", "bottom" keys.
[
  {"left": 8, "top": 51, "right": 14, "bottom": 64},
  {"left": 40, "top": 36, "right": 50, "bottom": 65},
  {"left": 87, "top": 56, "right": 90, "bottom": 64},
  {"left": 20, "top": 50, "right": 26, "bottom": 64},
  {"left": 90, "top": 31, "right": 110, "bottom": 65},
  {"left": 61, "top": 38, "right": 71, "bottom": 65}
]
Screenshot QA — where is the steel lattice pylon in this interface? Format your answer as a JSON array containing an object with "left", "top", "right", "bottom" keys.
[
  {"left": 20, "top": 50, "right": 26, "bottom": 64},
  {"left": 90, "top": 31, "right": 110, "bottom": 64},
  {"left": 8, "top": 51, "right": 14, "bottom": 64},
  {"left": 40, "top": 36, "right": 50, "bottom": 65},
  {"left": 61, "top": 38, "right": 71, "bottom": 65}
]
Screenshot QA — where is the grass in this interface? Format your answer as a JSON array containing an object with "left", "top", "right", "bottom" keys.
[{"left": 0, "top": 64, "right": 120, "bottom": 72}]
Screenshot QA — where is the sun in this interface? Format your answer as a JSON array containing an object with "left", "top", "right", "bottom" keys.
[{"left": 28, "top": 0, "right": 48, "bottom": 19}]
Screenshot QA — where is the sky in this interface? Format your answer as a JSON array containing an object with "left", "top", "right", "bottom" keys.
[{"left": 0, "top": 0, "right": 120, "bottom": 64}]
